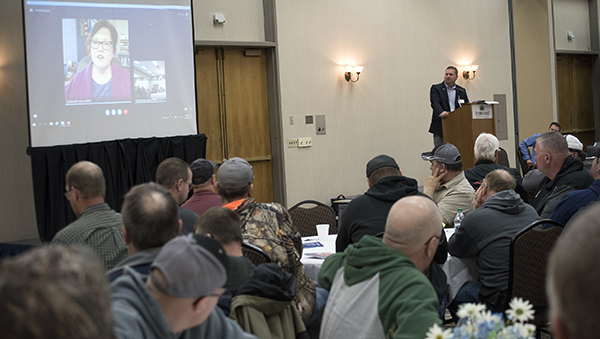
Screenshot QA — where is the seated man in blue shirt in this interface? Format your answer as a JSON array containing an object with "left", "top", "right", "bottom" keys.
[{"left": 519, "top": 122, "right": 561, "bottom": 169}]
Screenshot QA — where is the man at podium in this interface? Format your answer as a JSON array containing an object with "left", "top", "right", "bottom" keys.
[{"left": 429, "top": 66, "right": 469, "bottom": 147}]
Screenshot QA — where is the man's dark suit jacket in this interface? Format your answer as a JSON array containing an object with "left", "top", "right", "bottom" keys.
[{"left": 429, "top": 81, "right": 469, "bottom": 137}]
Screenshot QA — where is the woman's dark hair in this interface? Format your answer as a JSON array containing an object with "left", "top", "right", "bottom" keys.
[{"left": 90, "top": 20, "right": 118, "bottom": 54}]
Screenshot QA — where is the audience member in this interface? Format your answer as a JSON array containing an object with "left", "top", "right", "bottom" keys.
[
  {"left": 549, "top": 144, "right": 600, "bottom": 225},
  {"left": 566, "top": 134, "right": 586, "bottom": 161},
  {"left": 336, "top": 154, "right": 427, "bottom": 252},
  {"left": 519, "top": 121, "right": 561, "bottom": 169},
  {"left": 547, "top": 202, "right": 600, "bottom": 339},
  {"left": 156, "top": 157, "right": 199, "bottom": 234},
  {"left": 195, "top": 206, "right": 244, "bottom": 256},
  {"left": 182, "top": 158, "right": 222, "bottom": 217},
  {"left": 422, "top": 143, "right": 475, "bottom": 226},
  {"left": 0, "top": 245, "right": 113, "bottom": 339},
  {"left": 194, "top": 206, "right": 254, "bottom": 317},
  {"left": 464, "top": 133, "right": 528, "bottom": 201},
  {"left": 217, "top": 157, "right": 322, "bottom": 325},
  {"left": 52, "top": 161, "right": 127, "bottom": 270},
  {"left": 448, "top": 170, "right": 539, "bottom": 314},
  {"left": 111, "top": 234, "right": 255, "bottom": 339},
  {"left": 530, "top": 132, "right": 594, "bottom": 218},
  {"left": 107, "top": 183, "right": 181, "bottom": 281},
  {"left": 318, "top": 196, "right": 442, "bottom": 338}
]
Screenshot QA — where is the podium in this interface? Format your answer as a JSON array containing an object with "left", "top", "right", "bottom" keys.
[{"left": 442, "top": 102, "right": 496, "bottom": 169}]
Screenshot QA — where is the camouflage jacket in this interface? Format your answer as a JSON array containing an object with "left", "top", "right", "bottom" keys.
[{"left": 234, "top": 198, "right": 316, "bottom": 325}]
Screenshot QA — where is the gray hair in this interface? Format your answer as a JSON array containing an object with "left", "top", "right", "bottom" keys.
[{"left": 474, "top": 133, "right": 499, "bottom": 161}]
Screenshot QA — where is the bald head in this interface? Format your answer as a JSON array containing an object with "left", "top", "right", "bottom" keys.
[
  {"left": 383, "top": 196, "right": 442, "bottom": 271},
  {"left": 66, "top": 161, "right": 106, "bottom": 200}
]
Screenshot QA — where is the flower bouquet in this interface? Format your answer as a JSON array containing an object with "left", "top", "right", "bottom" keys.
[{"left": 425, "top": 298, "right": 536, "bottom": 339}]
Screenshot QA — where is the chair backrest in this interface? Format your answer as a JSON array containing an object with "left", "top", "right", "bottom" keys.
[
  {"left": 242, "top": 242, "right": 271, "bottom": 266},
  {"left": 497, "top": 147, "right": 510, "bottom": 167},
  {"left": 516, "top": 145, "right": 531, "bottom": 177},
  {"left": 507, "top": 219, "right": 564, "bottom": 326},
  {"left": 288, "top": 200, "right": 337, "bottom": 237}
]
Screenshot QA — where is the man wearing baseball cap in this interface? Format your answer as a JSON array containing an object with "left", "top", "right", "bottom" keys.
[
  {"left": 422, "top": 143, "right": 475, "bottom": 226},
  {"left": 549, "top": 141, "right": 600, "bottom": 225},
  {"left": 336, "top": 154, "right": 427, "bottom": 253},
  {"left": 217, "top": 157, "right": 323, "bottom": 326},
  {"left": 182, "top": 158, "right": 222, "bottom": 217},
  {"left": 111, "top": 234, "right": 255, "bottom": 339}
]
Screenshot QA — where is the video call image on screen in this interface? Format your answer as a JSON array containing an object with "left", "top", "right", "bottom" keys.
[{"left": 24, "top": 0, "right": 197, "bottom": 147}]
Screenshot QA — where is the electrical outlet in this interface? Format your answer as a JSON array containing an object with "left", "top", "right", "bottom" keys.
[
  {"left": 287, "top": 138, "right": 298, "bottom": 148},
  {"left": 298, "top": 137, "right": 312, "bottom": 148},
  {"left": 289, "top": 116, "right": 294, "bottom": 125}
]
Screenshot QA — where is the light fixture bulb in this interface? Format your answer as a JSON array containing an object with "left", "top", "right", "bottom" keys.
[
  {"left": 465, "top": 65, "right": 471, "bottom": 72},
  {"left": 345, "top": 66, "right": 353, "bottom": 73},
  {"left": 472, "top": 65, "right": 478, "bottom": 71},
  {"left": 354, "top": 66, "right": 363, "bottom": 74}
]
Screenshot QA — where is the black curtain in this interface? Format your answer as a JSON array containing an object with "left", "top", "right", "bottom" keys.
[{"left": 29, "top": 134, "right": 207, "bottom": 242}]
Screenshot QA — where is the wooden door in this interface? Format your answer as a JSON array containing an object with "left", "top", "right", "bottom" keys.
[
  {"left": 195, "top": 48, "right": 274, "bottom": 203},
  {"left": 557, "top": 54, "right": 596, "bottom": 148}
]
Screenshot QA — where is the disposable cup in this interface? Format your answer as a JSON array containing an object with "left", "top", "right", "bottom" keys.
[{"left": 316, "top": 224, "right": 329, "bottom": 242}]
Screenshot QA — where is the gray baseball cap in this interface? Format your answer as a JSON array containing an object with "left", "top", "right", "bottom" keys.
[
  {"left": 421, "top": 143, "right": 462, "bottom": 165},
  {"left": 217, "top": 157, "right": 254, "bottom": 189},
  {"left": 191, "top": 158, "right": 217, "bottom": 185},
  {"left": 150, "top": 234, "right": 251, "bottom": 298},
  {"left": 587, "top": 141, "right": 600, "bottom": 157}
]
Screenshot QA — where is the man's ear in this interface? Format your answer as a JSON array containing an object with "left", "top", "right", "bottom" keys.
[
  {"left": 215, "top": 182, "right": 221, "bottom": 195},
  {"left": 178, "top": 219, "right": 183, "bottom": 235},
  {"left": 367, "top": 177, "right": 373, "bottom": 188},
  {"left": 425, "top": 236, "right": 438, "bottom": 259},
  {"left": 247, "top": 184, "right": 253, "bottom": 197},
  {"left": 176, "top": 178, "right": 184, "bottom": 192},
  {"left": 122, "top": 226, "right": 130, "bottom": 245}
]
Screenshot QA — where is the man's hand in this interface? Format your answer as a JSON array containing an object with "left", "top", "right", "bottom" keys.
[
  {"left": 423, "top": 166, "right": 447, "bottom": 199},
  {"left": 526, "top": 159, "right": 533, "bottom": 168},
  {"left": 439, "top": 111, "right": 450, "bottom": 119}
]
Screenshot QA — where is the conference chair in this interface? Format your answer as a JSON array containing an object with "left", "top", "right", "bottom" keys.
[
  {"left": 517, "top": 145, "right": 532, "bottom": 177},
  {"left": 497, "top": 147, "right": 510, "bottom": 167},
  {"left": 242, "top": 242, "right": 271, "bottom": 266},
  {"left": 288, "top": 200, "right": 337, "bottom": 237},
  {"left": 506, "top": 219, "right": 564, "bottom": 338}
]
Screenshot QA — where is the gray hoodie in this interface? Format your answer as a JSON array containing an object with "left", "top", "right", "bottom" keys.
[
  {"left": 111, "top": 267, "right": 257, "bottom": 339},
  {"left": 448, "top": 190, "right": 539, "bottom": 290}
]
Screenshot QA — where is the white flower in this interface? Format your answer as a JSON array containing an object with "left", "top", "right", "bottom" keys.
[
  {"left": 424, "top": 324, "right": 453, "bottom": 339},
  {"left": 506, "top": 297, "right": 535, "bottom": 323},
  {"left": 456, "top": 303, "right": 487, "bottom": 320},
  {"left": 509, "top": 322, "right": 536, "bottom": 338}
]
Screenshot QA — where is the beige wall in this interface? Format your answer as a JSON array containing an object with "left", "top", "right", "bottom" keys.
[
  {"left": 0, "top": 0, "right": 38, "bottom": 241},
  {"left": 276, "top": 0, "right": 517, "bottom": 206},
  {"left": 513, "top": 0, "right": 556, "bottom": 144},
  {"left": 192, "top": 0, "right": 265, "bottom": 42},
  {"left": 554, "top": 0, "right": 592, "bottom": 51}
]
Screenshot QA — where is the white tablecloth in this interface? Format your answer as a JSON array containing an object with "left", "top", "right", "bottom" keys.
[
  {"left": 442, "top": 228, "right": 479, "bottom": 302},
  {"left": 300, "top": 234, "right": 337, "bottom": 282}
]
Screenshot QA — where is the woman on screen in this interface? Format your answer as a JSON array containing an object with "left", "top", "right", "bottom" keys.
[{"left": 65, "top": 20, "right": 131, "bottom": 103}]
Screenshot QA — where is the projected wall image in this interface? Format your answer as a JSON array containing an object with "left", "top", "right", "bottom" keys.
[
  {"left": 24, "top": 0, "right": 197, "bottom": 147},
  {"left": 63, "top": 19, "right": 131, "bottom": 104}
]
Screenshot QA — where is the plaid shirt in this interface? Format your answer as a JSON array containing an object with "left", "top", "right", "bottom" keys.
[{"left": 52, "top": 203, "right": 127, "bottom": 270}]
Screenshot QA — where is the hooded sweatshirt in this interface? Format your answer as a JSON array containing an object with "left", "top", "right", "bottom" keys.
[
  {"left": 530, "top": 155, "right": 594, "bottom": 218},
  {"left": 448, "top": 190, "right": 540, "bottom": 290},
  {"left": 111, "top": 268, "right": 257, "bottom": 339},
  {"left": 318, "top": 236, "right": 441, "bottom": 339},
  {"left": 336, "top": 175, "right": 426, "bottom": 253}
]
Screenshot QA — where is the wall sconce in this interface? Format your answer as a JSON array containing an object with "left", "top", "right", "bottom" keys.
[
  {"left": 345, "top": 65, "right": 363, "bottom": 82},
  {"left": 462, "top": 65, "right": 478, "bottom": 80}
]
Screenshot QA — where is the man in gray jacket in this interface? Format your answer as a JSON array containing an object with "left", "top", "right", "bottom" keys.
[{"left": 448, "top": 169, "right": 539, "bottom": 314}]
